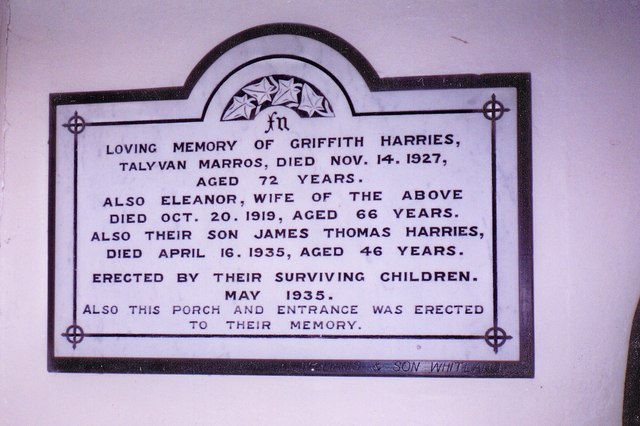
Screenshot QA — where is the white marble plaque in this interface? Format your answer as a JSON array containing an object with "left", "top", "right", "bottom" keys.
[{"left": 49, "top": 24, "right": 533, "bottom": 377}]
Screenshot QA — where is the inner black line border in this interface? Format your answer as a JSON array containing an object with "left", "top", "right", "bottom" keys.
[
  {"left": 63, "top": 106, "right": 507, "bottom": 343},
  {"left": 48, "top": 23, "right": 533, "bottom": 377}
]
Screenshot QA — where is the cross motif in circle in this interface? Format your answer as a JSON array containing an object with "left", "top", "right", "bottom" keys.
[
  {"left": 63, "top": 111, "right": 86, "bottom": 135},
  {"left": 62, "top": 324, "right": 85, "bottom": 349},
  {"left": 484, "top": 326, "right": 509, "bottom": 353},
  {"left": 482, "top": 94, "right": 505, "bottom": 121}
]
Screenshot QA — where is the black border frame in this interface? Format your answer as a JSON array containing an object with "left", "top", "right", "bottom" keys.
[{"left": 48, "top": 23, "right": 533, "bottom": 377}]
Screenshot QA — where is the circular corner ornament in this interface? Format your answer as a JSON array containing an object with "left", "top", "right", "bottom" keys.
[
  {"left": 62, "top": 324, "right": 85, "bottom": 349},
  {"left": 482, "top": 94, "right": 505, "bottom": 121},
  {"left": 484, "top": 326, "right": 509, "bottom": 353},
  {"left": 63, "top": 111, "right": 86, "bottom": 135}
]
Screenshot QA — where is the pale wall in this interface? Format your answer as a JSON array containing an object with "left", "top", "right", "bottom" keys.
[{"left": 1, "top": 1, "right": 639, "bottom": 425}]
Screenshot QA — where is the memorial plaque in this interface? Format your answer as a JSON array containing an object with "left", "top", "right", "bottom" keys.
[{"left": 48, "top": 24, "right": 533, "bottom": 377}]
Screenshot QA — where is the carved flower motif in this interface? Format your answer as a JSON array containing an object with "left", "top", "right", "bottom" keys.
[
  {"left": 221, "top": 94, "right": 256, "bottom": 121},
  {"left": 242, "top": 77, "right": 277, "bottom": 105},
  {"left": 298, "top": 83, "right": 333, "bottom": 117},
  {"left": 221, "top": 75, "right": 334, "bottom": 121},
  {"left": 271, "top": 78, "right": 301, "bottom": 107}
]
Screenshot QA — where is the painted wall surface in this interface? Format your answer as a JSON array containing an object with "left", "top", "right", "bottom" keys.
[{"left": 1, "top": 1, "right": 639, "bottom": 424}]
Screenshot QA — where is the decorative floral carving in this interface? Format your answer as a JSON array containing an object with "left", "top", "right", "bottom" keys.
[
  {"left": 241, "top": 77, "right": 277, "bottom": 105},
  {"left": 221, "top": 94, "right": 257, "bottom": 121},
  {"left": 221, "top": 75, "right": 334, "bottom": 121},
  {"left": 298, "top": 83, "right": 333, "bottom": 117}
]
